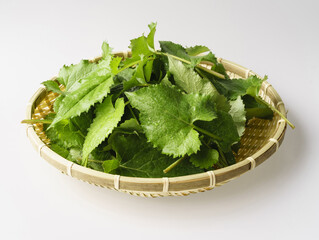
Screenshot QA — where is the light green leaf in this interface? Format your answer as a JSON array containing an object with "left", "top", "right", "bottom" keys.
[
  {"left": 50, "top": 74, "right": 114, "bottom": 127},
  {"left": 46, "top": 119, "right": 85, "bottom": 148},
  {"left": 58, "top": 60, "right": 98, "bottom": 91},
  {"left": 229, "top": 96, "right": 246, "bottom": 137},
  {"left": 168, "top": 56, "right": 218, "bottom": 96},
  {"left": 82, "top": 97, "right": 125, "bottom": 165},
  {"left": 123, "top": 56, "right": 147, "bottom": 90},
  {"left": 126, "top": 84, "right": 217, "bottom": 157},
  {"left": 46, "top": 111, "right": 92, "bottom": 148},
  {"left": 186, "top": 45, "right": 210, "bottom": 56},
  {"left": 147, "top": 22, "right": 157, "bottom": 50},
  {"left": 190, "top": 145, "right": 219, "bottom": 169},
  {"left": 42, "top": 80, "right": 64, "bottom": 95},
  {"left": 159, "top": 41, "right": 191, "bottom": 61},
  {"left": 110, "top": 56, "right": 122, "bottom": 75},
  {"left": 102, "top": 159, "right": 120, "bottom": 173},
  {"left": 130, "top": 23, "right": 156, "bottom": 58},
  {"left": 144, "top": 59, "right": 153, "bottom": 82}
]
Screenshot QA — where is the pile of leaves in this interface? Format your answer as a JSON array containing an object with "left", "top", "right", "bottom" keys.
[{"left": 26, "top": 23, "right": 288, "bottom": 178}]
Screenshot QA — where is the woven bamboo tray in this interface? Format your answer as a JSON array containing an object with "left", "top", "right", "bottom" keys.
[{"left": 25, "top": 52, "right": 287, "bottom": 197}]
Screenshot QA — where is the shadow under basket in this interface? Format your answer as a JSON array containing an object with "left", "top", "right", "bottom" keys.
[{"left": 25, "top": 52, "right": 287, "bottom": 197}]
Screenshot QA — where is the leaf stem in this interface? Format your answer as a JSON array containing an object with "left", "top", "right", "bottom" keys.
[
  {"left": 119, "top": 165, "right": 148, "bottom": 173},
  {"left": 155, "top": 51, "right": 225, "bottom": 79},
  {"left": 216, "top": 144, "right": 228, "bottom": 167},
  {"left": 117, "top": 60, "right": 142, "bottom": 74},
  {"left": 191, "top": 124, "right": 222, "bottom": 141},
  {"left": 127, "top": 104, "right": 140, "bottom": 125},
  {"left": 163, "top": 155, "right": 187, "bottom": 173},
  {"left": 255, "top": 96, "right": 295, "bottom": 129},
  {"left": 21, "top": 119, "right": 53, "bottom": 124}
]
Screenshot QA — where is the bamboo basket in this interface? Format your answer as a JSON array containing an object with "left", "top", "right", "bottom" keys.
[{"left": 25, "top": 52, "right": 287, "bottom": 197}]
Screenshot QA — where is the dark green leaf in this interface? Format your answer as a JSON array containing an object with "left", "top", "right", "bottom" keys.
[
  {"left": 110, "top": 134, "right": 204, "bottom": 177},
  {"left": 243, "top": 95, "right": 274, "bottom": 120},
  {"left": 190, "top": 145, "right": 219, "bottom": 169},
  {"left": 195, "top": 111, "right": 240, "bottom": 152}
]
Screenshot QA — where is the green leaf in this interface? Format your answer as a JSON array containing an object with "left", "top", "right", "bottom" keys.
[
  {"left": 123, "top": 56, "right": 148, "bottom": 90},
  {"left": 147, "top": 22, "right": 157, "bottom": 50},
  {"left": 159, "top": 41, "right": 191, "bottom": 61},
  {"left": 46, "top": 110, "right": 92, "bottom": 148},
  {"left": 129, "top": 23, "right": 156, "bottom": 58},
  {"left": 243, "top": 95, "right": 273, "bottom": 120},
  {"left": 195, "top": 111, "right": 240, "bottom": 152},
  {"left": 110, "top": 134, "right": 204, "bottom": 177},
  {"left": 126, "top": 84, "right": 217, "bottom": 157},
  {"left": 168, "top": 56, "right": 219, "bottom": 96},
  {"left": 113, "top": 68, "right": 135, "bottom": 84},
  {"left": 160, "top": 41, "right": 227, "bottom": 76},
  {"left": 42, "top": 80, "right": 64, "bottom": 95},
  {"left": 190, "top": 145, "right": 219, "bottom": 169},
  {"left": 50, "top": 144, "right": 70, "bottom": 159},
  {"left": 144, "top": 59, "right": 153, "bottom": 82},
  {"left": 229, "top": 96, "right": 246, "bottom": 137},
  {"left": 110, "top": 56, "right": 122, "bottom": 75},
  {"left": 82, "top": 97, "right": 125, "bottom": 165},
  {"left": 53, "top": 95, "right": 64, "bottom": 113},
  {"left": 102, "top": 41, "right": 112, "bottom": 59},
  {"left": 113, "top": 118, "right": 142, "bottom": 135},
  {"left": 50, "top": 74, "right": 114, "bottom": 127},
  {"left": 58, "top": 60, "right": 98, "bottom": 91},
  {"left": 46, "top": 119, "right": 85, "bottom": 148},
  {"left": 210, "top": 75, "right": 266, "bottom": 100},
  {"left": 186, "top": 45, "right": 210, "bottom": 56},
  {"left": 102, "top": 159, "right": 120, "bottom": 173},
  {"left": 168, "top": 56, "right": 230, "bottom": 111},
  {"left": 58, "top": 41, "right": 113, "bottom": 93}
]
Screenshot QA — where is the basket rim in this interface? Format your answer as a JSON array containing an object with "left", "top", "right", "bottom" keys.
[{"left": 25, "top": 53, "right": 287, "bottom": 197}]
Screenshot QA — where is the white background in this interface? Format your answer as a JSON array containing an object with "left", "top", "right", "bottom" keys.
[{"left": 1, "top": 0, "right": 318, "bottom": 239}]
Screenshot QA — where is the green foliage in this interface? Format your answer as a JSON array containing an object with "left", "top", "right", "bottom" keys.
[
  {"left": 168, "top": 56, "right": 218, "bottom": 96},
  {"left": 102, "top": 159, "right": 120, "bottom": 173},
  {"left": 186, "top": 45, "right": 210, "bottom": 56},
  {"left": 126, "top": 84, "right": 217, "bottom": 157},
  {"left": 229, "top": 96, "right": 246, "bottom": 137},
  {"left": 82, "top": 97, "right": 125, "bottom": 165},
  {"left": 190, "top": 145, "right": 219, "bottom": 169},
  {"left": 109, "top": 133, "right": 204, "bottom": 177},
  {"left": 31, "top": 23, "right": 281, "bottom": 178},
  {"left": 195, "top": 111, "right": 240, "bottom": 152},
  {"left": 42, "top": 80, "right": 65, "bottom": 95}
]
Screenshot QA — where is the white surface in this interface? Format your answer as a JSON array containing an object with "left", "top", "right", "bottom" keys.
[{"left": 1, "top": 0, "right": 318, "bottom": 239}]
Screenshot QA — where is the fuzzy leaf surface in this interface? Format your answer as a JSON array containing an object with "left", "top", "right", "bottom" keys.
[{"left": 126, "top": 84, "right": 217, "bottom": 157}]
